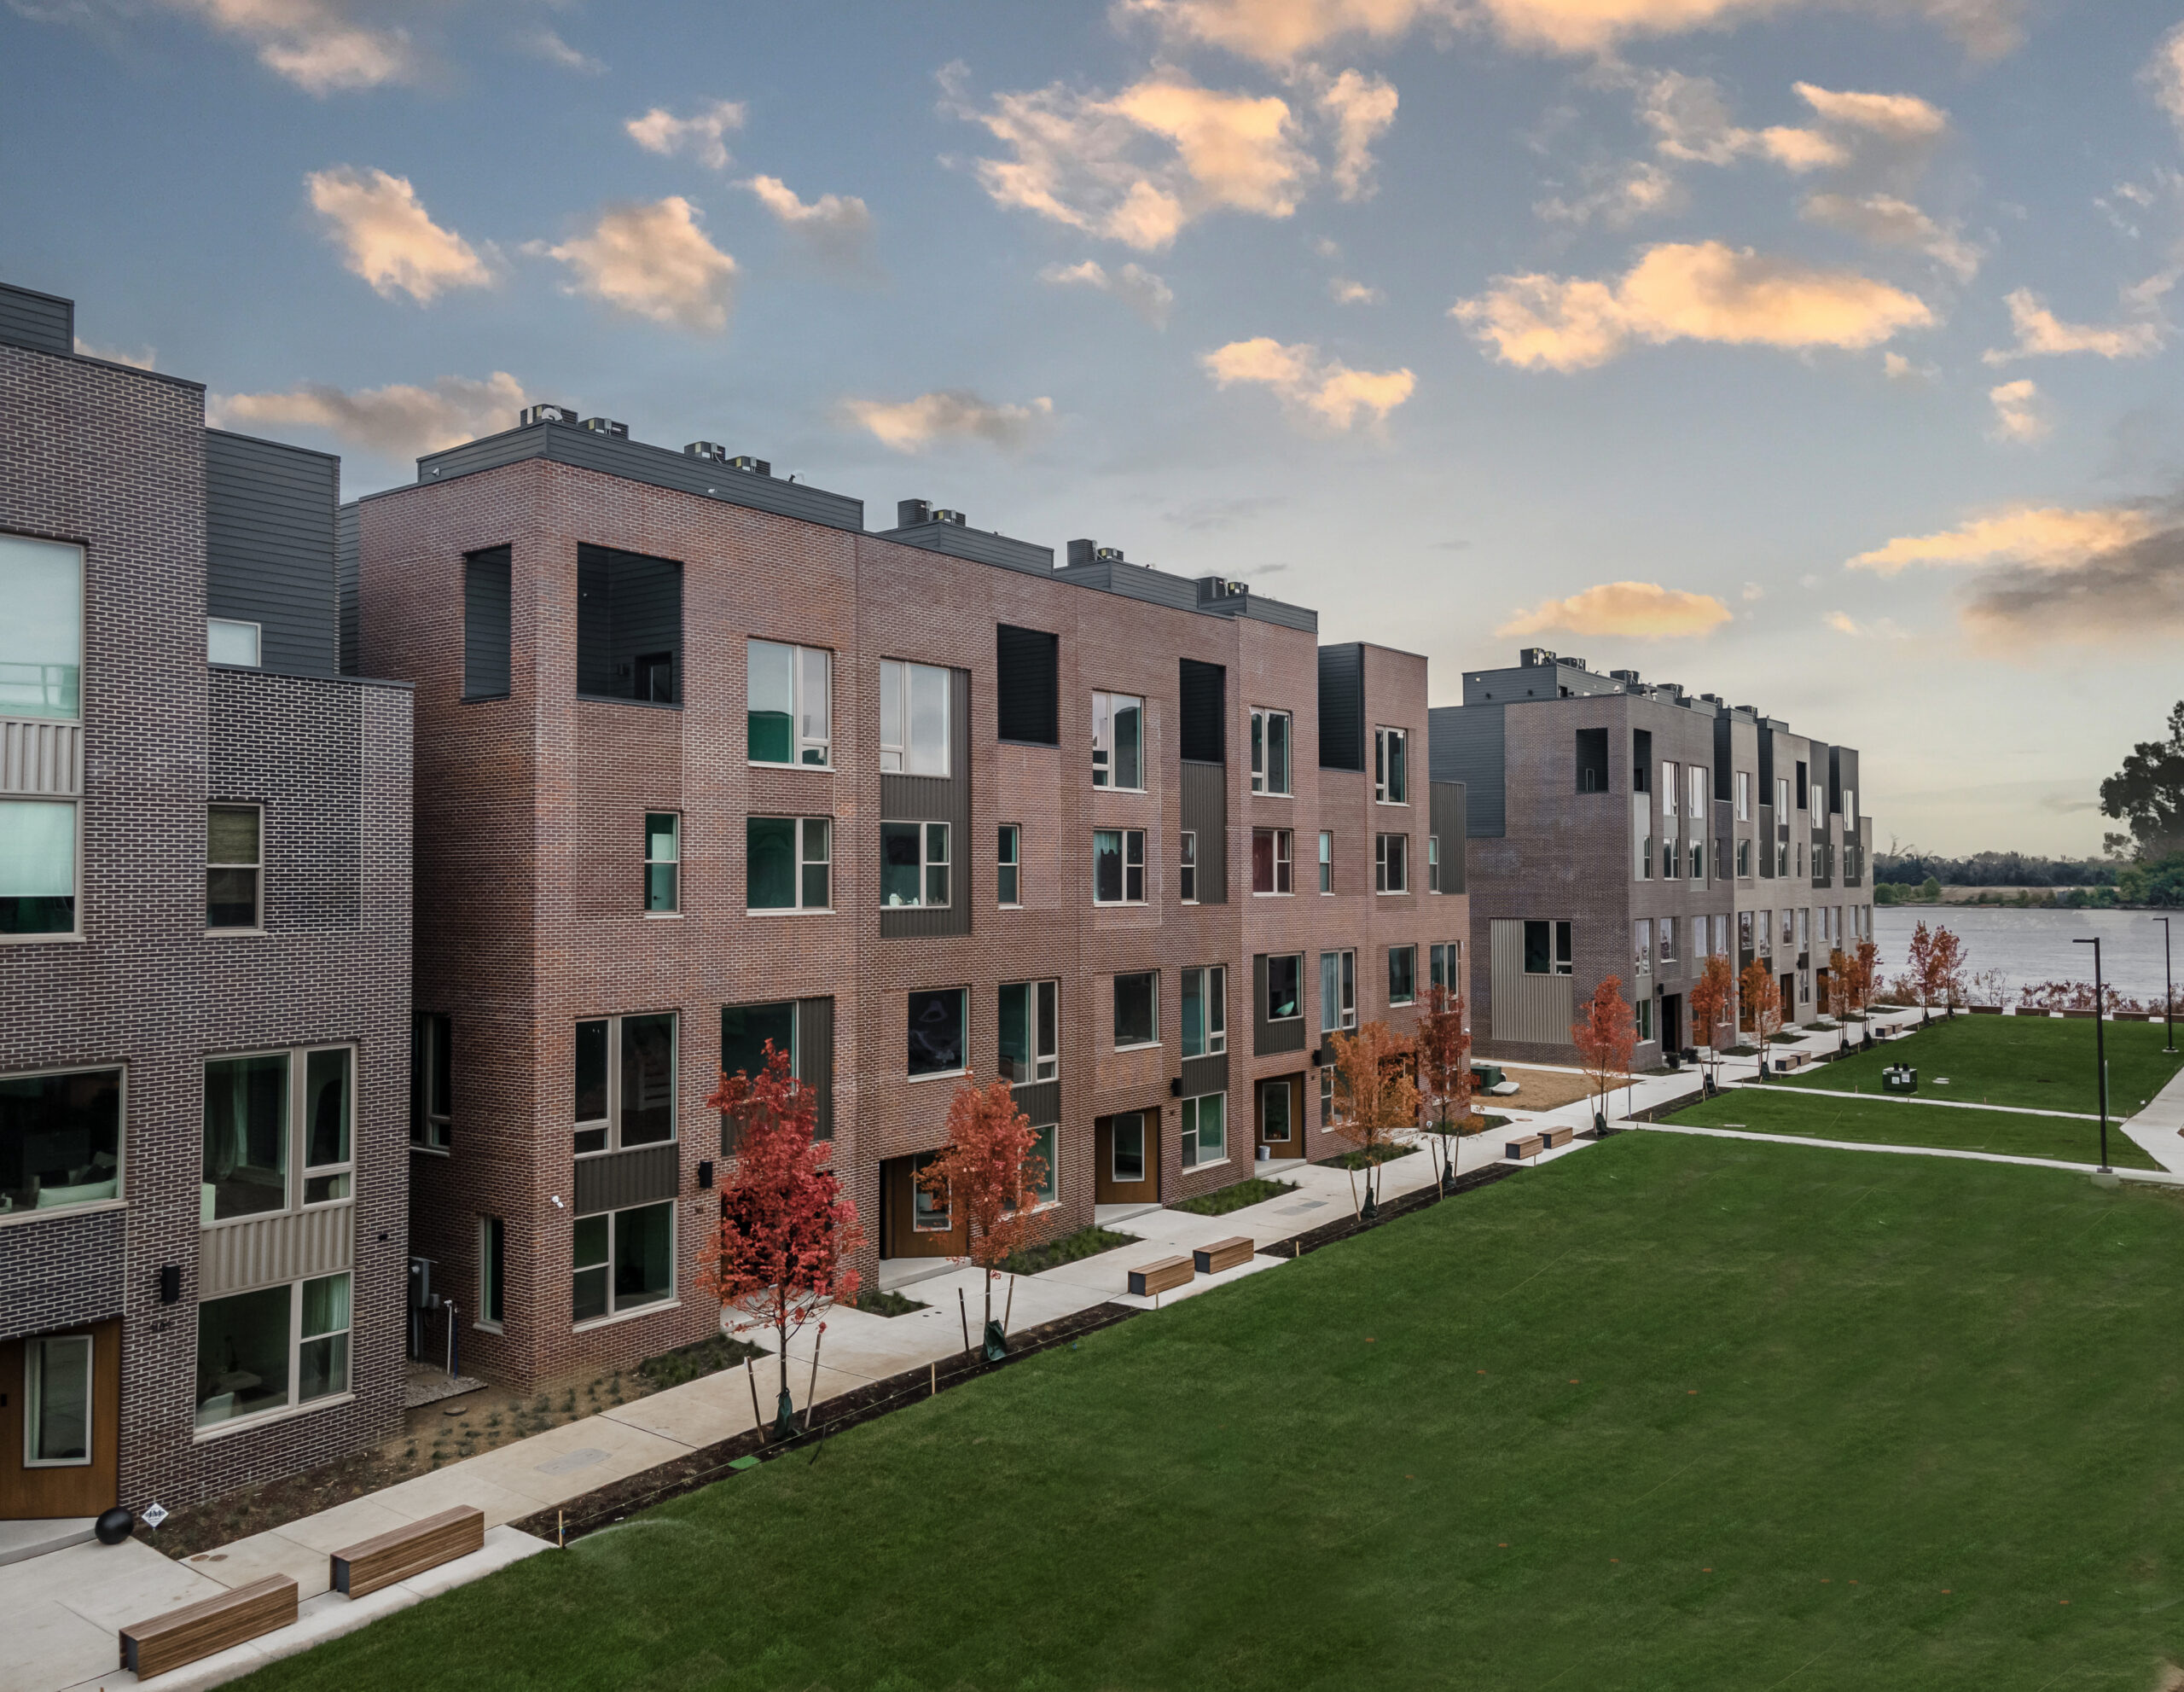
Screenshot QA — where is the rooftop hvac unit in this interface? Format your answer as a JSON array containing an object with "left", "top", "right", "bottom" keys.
[
  {"left": 1519, "top": 647, "right": 1556, "bottom": 667},
  {"left": 520, "top": 403, "right": 578, "bottom": 427},
  {"left": 685, "top": 441, "right": 728, "bottom": 462},
  {"left": 932, "top": 508, "right": 967, "bottom": 526},
  {"left": 1609, "top": 668, "right": 1641, "bottom": 683},
  {"left": 897, "top": 498, "right": 932, "bottom": 528},
  {"left": 1094, "top": 544, "right": 1124, "bottom": 562},
  {"left": 728, "top": 455, "right": 770, "bottom": 475},
  {"left": 581, "top": 416, "right": 629, "bottom": 439}
]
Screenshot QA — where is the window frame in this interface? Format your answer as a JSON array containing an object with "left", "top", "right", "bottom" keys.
[
  {"left": 907, "top": 987, "right": 970, "bottom": 1080},
  {"left": 1091, "top": 690, "right": 1146, "bottom": 791},
  {"left": 747, "top": 815, "right": 833, "bottom": 912},
  {"left": 0, "top": 795, "right": 81, "bottom": 942},
  {"left": 1252, "top": 827, "right": 1293, "bottom": 896},
  {"left": 1093, "top": 828, "right": 1146, "bottom": 905},
  {"left": 477, "top": 1215, "right": 505, "bottom": 1332},
  {"left": 998, "top": 979, "right": 1059, "bottom": 1084},
  {"left": 206, "top": 803, "right": 264, "bottom": 934},
  {"left": 201, "top": 1044, "right": 355, "bottom": 1225},
  {"left": 1427, "top": 834, "right": 1441, "bottom": 893},
  {"left": 25, "top": 1334, "right": 95, "bottom": 1467},
  {"left": 1374, "top": 833, "right": 1409, "bottom": 894},
  {"left": 193, "top": 1270, "right": 354, "bottom": 1436},
  {"left": 645, "top": 811, "right": 681, "bottom": 915},
  {"left": 1430, "top": 941, "right": 1463, "bottom": 993},
  {"left": 1265, "top": 952, "right": 1304, "bottom": 1025},
  {"left": 745, "top": 639, "right": 834, "bottom": 768},
  {"left": 0, "top": 1061, "right": 125, "bottom": 1222},
  {"left": 1182, "top": 964, "right": 1228, "bottom": 1059},
  {"left": 1179, "top": 830, "right": 1197, "bottom": 904},
  {"left": 1319, "top": 949, "right": 1357, "bottom": 1033},
  {"left": 997, "top": 824, "right": 1022, "bottom": 908},
  {"left": 1735, "top": 770, "right": 1751, "bottom": 822},
  {"left": 880, "top": 820, "right": 950, "bottom": 910},
  {"left": 206, "top": 617, "right": 262, "bottom": 667},
  {"left": 1522, "top": 921, "right": 1574, "bottom": 977},
  {"left": 1374, "top": 726, "right": 1409, "bottom": 805},
  {"left": 1388, "top": 944, "right": 1418, "bottom": 1007},
  {"left": 573, "top": 1013, "right": 679, "bottom": 1157},
  {"left": 572, "top": 1200, "right": 677, "bottom": 1329},
  {"left": 880, "top": 658, "right": 951, "bottom": 776},
  {"left": 1180, "top": 1092, "right": 1228, "bottom": 1170},
  {"left": 1112, "top": 970, "right": 1160, "bottom": 1051},
  {"left": 411, "top": 1013, "right": 452, "bottom": 1152},
  {"left": 1318, "top": 829, "right": 1333, "bottom": 894},
  {"left": 1250, "top": 707, "right": 1292, "bottom": 796}
]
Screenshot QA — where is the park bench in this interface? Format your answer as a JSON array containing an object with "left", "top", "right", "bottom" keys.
[
  {"left": 1506, "top": 1132, "right": 1545, "bottom": 1162},
  {"left": 1192, "top": 1236, "right": 1254, "bottom": 1275},
  {"left": 1542, "top": 1125, "right": 1574, "bottom": 1149},
  {"left": 1128, "top": 1256, "right": 1194, "bottom": 1297},
  {"left": 119, "top": 1575, "right": 297, "bottom": 1678},
  {"left": 1772, "top": 1050, "right": 1811, "bottom": 1074},
  {"left": 330, "top": 1505, "right": 485, "bottom": 1599}
]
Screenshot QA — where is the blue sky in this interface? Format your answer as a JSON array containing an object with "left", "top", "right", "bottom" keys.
[{"left": 6, "top": 0, "right": 2183, "bottom": 856}]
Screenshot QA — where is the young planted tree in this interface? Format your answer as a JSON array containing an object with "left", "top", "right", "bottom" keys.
[
  {"left": 917, "top": 1075, "right": 1046, "bottom": 1358},
  {"left": 1825, "top": 948, "right": 1856, "bottom": 1054},
  {"left": 1571, "top": 977, "right": 1636, "bottom": 1128},
  {"left": 1740, "top": 958, "right": 1783, "bottom": 1082},
  {"left": 1907, "top": 920, "right": 1942, "bottom": 1025},
  {"left": 1414, "top": 984, "right": 1473, "bottom": 1191},
  {"left": 1326, "top": 1020, "right": 1420, "bottom": 1219},
  {"left": 1853, "top": 938, "right": 1880, "bottom": 1047},
  {"left": 1687, "top": 953, "right": 1736, "bottom": 1090},
  {"left": 702, "top": 1045, "right": 865, "bottom": 1440},
  {"left": 1926, "top": 924, "right": 1967, "bottom": 1018}
]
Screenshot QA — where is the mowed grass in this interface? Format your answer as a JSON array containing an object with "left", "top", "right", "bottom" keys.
[
  {"left": 1782, "top": 1012, "right": 2183, "bottom": 1115},
  {"left": 1669, "top": 1085, "right": 2163, "bottom": 1170},
  {"left": 237, "top": 1134, "right": 2184, "bottom": 1692}
]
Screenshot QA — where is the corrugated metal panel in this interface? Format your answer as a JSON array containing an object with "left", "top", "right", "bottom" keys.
[
  {"left": 574, "top": 1143, "right": 680, "bottom": 1217},
  {"left": 335, "top": 503, "right": 359, "bottom": 676},
  {"left": 1317, "top": 644, "right": 1364, "bottom": 771},
  {"left": 883, "top": 521, "right": 1054, "bottom": 575},
  {"left": 199, "top": 1203, "right": 354, "bottom": 1296},
  {"left": 1012, "top": 1079, "right": 1060, "bottom": 1125},
  {"left": 1178, "top": 660, "right": 1224, "bottom": 764},
  {"left": 1253, "top": 953, "right": 1309, "bottom": 1055},
  {"left": 1180, "top": 1052, "right": 1229, "bottom": 1098},
  {"left": 206, "top": 429, "right": 340, "bottom": 677},
  {"left": 415, "top": 422, "right": 866, "bottom": 532},
  {"left": 1758, "top": 804, "right": 1775, "bottom": 879},
  {"left": 0, "top": 282, "right": 72, "bottom": 354},
  {"left": 1490, "top": 921, "right": 1575, "bottom": 1046},
  {"left": 0, "top": 717, "right": 83, "bottom": 795},
  {"left": 1429, "top": 782, "right": 1467, "bottom": 893},
  {"left": 799, "top": 995, "right": 834, "bottom": 1139},
  {"left": 1180, "top": 759, "right": 1228, "bottom": 905},
  {"left": 463, "top": 547, "right": 512, "bottom": 700},
  {"left": 1429, "top": 704, "right": 1505, "bottom": 837},
  {"left": 881, "top": 669, "right": 973, "bottom": 939},
  {"left": 996, "top": 625, "right": 1060, "bottom": 746},
  {"left": 1053, "top": 558, "right": 1199, "bottom": 613}
]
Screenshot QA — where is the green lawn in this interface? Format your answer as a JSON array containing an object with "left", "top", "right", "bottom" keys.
[
  {"left": 239, "top": 1134, "right": 2184, "bottom": 1692},
  {"left": 1782, "top": 1013, "right": 2183, "bottom": 1115},
  {"left": 1670, "top": 1085, "right": 2162, "bottom": 1169}
]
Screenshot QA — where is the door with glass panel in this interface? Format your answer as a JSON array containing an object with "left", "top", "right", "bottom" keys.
[
  {"left": 1256, "top": 1075, "right": 1304, "bottom": 1159},
  {"left": 1093, "top": 1113, "right": 1159, "bottom": 1204},
  {"left": 0, "top": 1319, "right": 119, "bottom": 1519}
]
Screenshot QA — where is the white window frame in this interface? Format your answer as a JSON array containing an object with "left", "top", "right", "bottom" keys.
[
  {"left": 1266, "top": 952, "right": 1304, "bottom": 1026},
  {"left": 997, "top": 824, "right": 1022, "bottom": 908},
  {"left": 908, "top": 987, "right": 971, "bottom": 1080},
  {"left": 1374, "top": 833, "right": 1408, "bottom": 893},
  {"left": 1250, "top": 708, "right": 1292, "bottom": 796},
  {"left": 1429, "top": 941, "right": 1463, "bottom": 994},
  {"left": 207, "top": 617, "right": 261, "bottom": 667},
  {"left": 1091, "top": 690, "right": 1145, "bottom": 791},
  {"left": 1182, "top": 964, "right": 1227, "bottom": 1059},
  {"left": 747, "top": 816, "right": 832, "bottom": 912},
  {"left": 1094, "top": 828, "right": 1146, "bottom": 905},
  {"left": 645, "top": 811, "right": 681, "bottom": 915},
  {"left": 1735, "top": 770, "right": 1750, "bottom": 822},
  {"left": 998, "top": 979, "right": 1058, "bottom": 1084},
  {"left": 1634, "top": 793, "right": 1653, "bottom": 883},
  {"left": 573, "top": 1014, "right": 679, "bottom": 1156},
  {"left": 746, "top": 639, "right": 832, "bottom": 768},
  {"left": 572, "top": 1201, "right": 677, "bottom": 1329},
  {"left": 0, "top": 1061, "right": 125, "bottom": 1221},
  {"left": 24, "top": 1334, "right": 94, "bottom": 1467},
  {"left": 1318, "top": 829, "right": 1332, "bottom": 894},
  {"left": 881, "top": 821, "right": 950, "bottom": 910},
  {"left": 1320, "top": 949, "right": 1357, "bottom": 1033},
  {"left": 880, "top": 658, "right": 950, "bottom": 776},
  {"left": 206, "top": 802, "right": 264, "bottom": 934},
  {"left": 193, "top": 1270, "right": 354, "bottom": 1437},
  {"left": 1113, "top": 970, "right": 1160, "bottom": 1051},
  {"left": 1634, "top": 920, "right": 1652, "bottom": 978},
  {"left": 1659, "top": 916, "right": 1677, "bottom": 964},
  {"left": 0, "top": 796, "right": 82, "bottom": 944},
  {"left": 1111, "top": 1113, "right": 1149, "bottom": 1183},
  {"left": 1388, "top": 944, "right": 1418, "bottom": 1007},
  {"left": 1427, "top": 834, "right": 1441, "bottom": 893},
  {"left": 1252, "top": 827, "right": 1292, "bottom": 896},
  {"left": 1374, "top": 726, "right": 1409, "bottom": 805},
  {"left": 1179, "top": 830, "right": 1197, "bottom": 904},
  {"left": 201, "top": 1044, "right": 356, "bottom": 1224},
  {"left": 1736, "top": 836, "right": 1752, "bottom": 878},
  {"left": 1180, "top": 1092, "right": 1227, "bottom": 1170}
]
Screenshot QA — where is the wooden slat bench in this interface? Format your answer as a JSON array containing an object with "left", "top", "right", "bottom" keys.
[
  {"left": 331, "top": 1505, "right": 485, "bottom": 1599},
  {"left": 120, "top": 1574, "right": 297, "bottom": 1679},
  {"left": 1543, "top": 1125, "right": 1573, "bottom": 1149},
  {"left": 1128, "top": 1256, "right": 1194, "bottom": 1297},
  {"left": 1506, "top": 1133, "right": 1545, "bottom": 1162},
  {"left": 1192, "top": 1236, "right": 1254, "bottom": 1275}
]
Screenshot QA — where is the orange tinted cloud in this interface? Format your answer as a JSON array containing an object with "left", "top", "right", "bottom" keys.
[{"left": 1496, "top": 581, "right": 1732, "bottom": 639}]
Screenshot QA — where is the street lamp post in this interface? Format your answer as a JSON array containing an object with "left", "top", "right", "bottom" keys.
[
  {"left": 2074, "top": 936, "right": 2111, "bottom": 1173},
  {"left": 2156, "top": 916, "right": 2176, "bottom": 1055}
]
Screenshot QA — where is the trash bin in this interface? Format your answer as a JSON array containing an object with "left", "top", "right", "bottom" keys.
[{"left": 1883, "top": 1066, "right": 1917, "bottom": 1095}]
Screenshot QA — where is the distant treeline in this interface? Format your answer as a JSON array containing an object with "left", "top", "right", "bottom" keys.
[{"left": 1873, "top": 851, "right": 2117, "bottom": 888}]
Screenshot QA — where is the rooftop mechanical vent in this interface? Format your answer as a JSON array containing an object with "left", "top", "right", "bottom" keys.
[
  {"left": 581, "top": 416, "right": 628, "bottom": 439},
  {"left": 520, "top": 403, "right": 578, "bottom": 427},
  {"left": 685, "top": 441, "right": 727, "bottom": 462},
  {"left": 931, "top": 508, "right": 967, "bottom": 526},
  {"left": 897, "top": 498, "right": 932, "bottom": 528},
  {"left": 728, "top": 455, "right": 770, "bottom": 475},
  {"left": 1519, "top": 647, "right": 1557, "bottom": 667}
]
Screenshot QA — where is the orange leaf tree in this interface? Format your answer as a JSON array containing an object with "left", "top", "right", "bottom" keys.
[
  {"left": 1326, "top": 1020, "right": 1420, "bottom": 1218},
  {"left": 1928, "top": 924, "right": 1967, "bottom": 1018},
  {"left": 1740, "top": 958, "right": 1783, "bottom": 1081},
  {"left": 1687, "top": 953, "right": 1737, "bottom": 1086},
  {"left": 1571, "top": 976, "right": 1636, "bottom": 1125},
  {"left": 1414, "top": 984, "right": 1473, "bottom": 1187},
  {"left": 1907, "top": 920, "right": 1943, "bottom": 1024},
  {"left": 916, "top": 1074, "right": 1046, "bottom": 1355},
  {"left": 701, "top": 1044, "right": 864, "bottom": 1438},
  {"left": 1826, "top": 947, "right": 1857, "bottom": 1054}
]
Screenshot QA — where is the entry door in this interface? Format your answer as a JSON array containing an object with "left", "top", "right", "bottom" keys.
[
  {"left": 1094, "top": 1113, "right": 1159, "bottom": 1204},
  {"left": 1661, "top": 994, "right": 1683, "bottom": 1055},
  {"left": 1256, "top": 1076, "right": 1304, "bottom": 1160},
  {"left": 0, "top": 1320, "right": 120, "bottom": 1520},
  {"left": 881, "top": 1154, "right": 966, "bottom": 1258}
]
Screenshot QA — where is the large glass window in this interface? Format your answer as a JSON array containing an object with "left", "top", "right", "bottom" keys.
[
  {"left": 909, "top": 988, "right": 968, "bottom": 1077},
  {"left": 0, "top": 534, "right": 81, "bottom": 720},
  {"left": 1, "top": 1066, "right": 121, "bottom": 1215},
  {"left": 746, "top": 640, "right": 831, "bottom": 765},
  {"left": 1094, "top": 829, "right": 1145, "bottom": 904},
  {"left": 1431, "top": 941, "right": 1462, "bottom": 991},
  {"left": 0, "top": 799, "right": 76, "bottom": 936},
  {"left": 1113, "top": 972, "right": 1159, "bottom": 1049},
  {"left": 204, "top": 1046, "right": 353, "bottom": 1222},
  {"left": 1182, "top": 965, "right": 1227, "bottom": 1058},
  {"left": 1252, "top": 828, "right": 1292, "bottom": 894},
  {"left": 750, "top": 817, "right": 831, "bottom": 910},
  {"left": 1025, "top": 1122, "right": 1057, "bottom": 1205},
  {"left": 1388, "top": 945, "right": 1418, "bottom": 1007},
  {"left": 195, "top": 1270, "right": 351, "bottom": 1430},
  {"left": 576, "top": 544, "right": 681, "bottom": 704},
  {"left": 1092, "top": 691, "right": 1144, "bottom": 790},
  {"left": 26, "top": 1334, "right": 91, "bottom": 1465},
  {"left": 1374, "top": 834, "right": 1408, "bottom": 893},
  {"left": 1523, "top": 921, "right": 1574, "bottom": 977},
  {"left": 1319, "top": 950, "right": 1356, "bottom": 1033},
  {"left": 1251, "top": 709, "right": 1291, "bottom": 795},
  {"left": 411, "top": 1013, "right": 452, "bottom": 1149},
  {"left": 999, "top": 980, "right": 1058, "bottom": 1084},
  {"left": 880, "top": 659, "right": 950, "bottom": 776},
  {"left": 574, "top": 1014, "right": 677, "bottom": 1155},
  {"left": 1266, "top": 953, "right": 1302, "bottom": 1023},
  {"left": 881, "top": 821, "right": 950, "bottom": 908},
  {"left": 208, "top": 618, "right": 261, "bottom": 667},
  {"left": 1180, "top": 1094, "right": 1226, "bottom": 1169},
  {"left": 208, "top": 805, "right": 262, "bottom": 930},
  {"left": 1375, "top": 726, "right": 1408, "bottom": 804},
  {"left": 573, "top": 1201, "right": 673, "bottom": 1325}
]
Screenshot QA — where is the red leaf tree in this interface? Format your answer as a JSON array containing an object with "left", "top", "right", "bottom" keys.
[
  {"left": 1326, "top": 1021, "right": 1420, "bottom": 1218},
  {"left": 917, "top": 1075, "right": 1046, "bottom": 1352},
  {"left": 1740, "top": 958, "right": 1783, "bottom": 1081},
  {"left": 1414, "top": 984, "right": 1473, "bottom": 1188},
  {"left": 701, "top": 1044, "right": 864, "bottom": 1438},
  {"left": 1571, "top": 976, "right": 1637, "bottom": 1125},
  {"left": 1688, "top": 953, "right": 1737, "bottom": 1085},
  {"left": 1928, "top": 925, "right": 1967, "bottom": 1019}
]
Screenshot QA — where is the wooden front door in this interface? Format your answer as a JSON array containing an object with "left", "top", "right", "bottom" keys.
[
  {"left": 880, "top": 1154, "right": 965, "bottom": 1258},
  {"left": 0, "top": 1319, "right": 120, "bottom": 1520},
  {"left": 1256, "top": 1075, "right": 1304, "bottom": 1159},
  {"left": 1094, "top": 1113, "right": 1159, "bottom": 1204}
]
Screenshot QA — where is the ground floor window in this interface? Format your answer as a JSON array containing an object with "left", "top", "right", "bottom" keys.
[
  {"left": 1024, "top": 1123, "right": 1056, "bottom": 1206},
  {"left": 479, "top": 1215, "right": 505, "bottom": 1329},
  {"left": 1, "top": 1065, "right": 122, "bottom": 1215},
  {"left": 1388, "top": 945, "right": 1418, "bottom": 1006},
  {"left": 195, "top": 1271, "right": 351, "bottom": 1430},
  {"left": 912, "top": 1150, "right": 951, "bottom": 1231},
  {"left": 1180, "top": 1094, "right": 1226, "bottom": 1169},
  {"left": 1263, "top": 1084, "right": 1292, "bottom": 1143},
  {"left": 572, "top": 1201, "right": 673, "bottom": 1325},
  {"left": 26, "top": 1334, "right": 92, "bottom": 1464},
  {"left": 1636, "top": 995, "right": 1654, "bottom": 1042}
]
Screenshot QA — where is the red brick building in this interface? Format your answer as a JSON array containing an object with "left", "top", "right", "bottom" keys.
[{"left": 355, "top": 415, "right": 1467, "bottom": 1390}]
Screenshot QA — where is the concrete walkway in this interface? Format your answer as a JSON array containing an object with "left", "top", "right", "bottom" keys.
[
  {"left": 1641, "top": 1117, "right": 2184, "bottom": 1181},
  {"left": 1762, "top": 1083, "right": 2102, "bottom": 1121}
]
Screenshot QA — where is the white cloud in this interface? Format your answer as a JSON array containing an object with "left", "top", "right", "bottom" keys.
[
  {"left": 1200, "top": 337, "right": 1414, "bottom": 429},
  {"left": 547, "top": 198, "right": 738, "bottom": 334},
  {"left": 1848, "top": 505, "right": 2160, "bottom": 573},
  {"left": 626, "top": 100, "right": 747, "bottom": 171},
  {"left": 1883, "top": 350, "right": 1936, "bottom": 381},
  {"left": 520, "top": 28, "right": 602, "bottom": 74},
  {"left": 838, "top": 391, "right": 1055, "bottom": 452},
  {"left": 73, "top": 338, "right": 155, "bottom": 369},
  {"left": 1983, "top": 279, "right": 2170, "bottom": 364},
  {"left": 1330, "top": 276, "right": 1382, "bottom": 304},
  {"left": 1801, "top": 192, "right": 1980, "bottom": 281},
  {"left": 1497, "top": 581, "right": 1733, "bottom": 639},
  {"left": 166, "top": 0, "right": 420, "bottom": 92},
  {"left": 2142, "top": 20, "right": 2184, "bottom": 136},
  {"left": 1040, "top": 259, "right": 1176, "bottom": 326},
  {"left": 211, "top": 371, "right": 527, "bottom": 460},
  {"left": 741, "top": 175, "right": 875, "bottom": 270},
  {"left": 1314, "top": 67, "right": 1398, "bottom": 200},
  {"left": 1987, "top": 378, "right": 2048, "bottom": 444},
  {"left": 1791, "top": 81, "right": 1949, "bottom": 142},
  {"left": 305, "top": 166, "right": 491, "bottom": 303},
  {"left": 1452, "top": 241, "right": 1932, "bottom": 371},
  {"left": 1535, "top": 160, "right": 1682, "bottom": 228},
  {"left": 1825, "top": 610, "right": 1907, "bottom": 637}
]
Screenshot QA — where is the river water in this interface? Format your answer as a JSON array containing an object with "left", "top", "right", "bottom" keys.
[{"left": 1873, "top": 907, "right": 2181, "bottom": 1003}]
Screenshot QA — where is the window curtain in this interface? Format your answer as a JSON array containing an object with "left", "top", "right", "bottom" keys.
[{"left": 0, "top": 802, "right": 73, "bottom": 898}]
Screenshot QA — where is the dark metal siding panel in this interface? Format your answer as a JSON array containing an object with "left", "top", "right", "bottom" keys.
[
  {"left": 996, "top": 624, "right": 1060, "bottom": 745},
  {"left": 1713, "top": 714, "right": 1734, "bottom": 800},
  {"left": 1252, "top": 954, "right": 1308, "bottom": 1056},
  {"left": 1012, "top": 1079, "right": 1060, "bottom": 1125},
  {"left": 1051, "top": 560, "right": 1201, "bottom": 613},
  {"left": 1236, "top": 596, "right": 1318, "bottom": 633},
  {"left": 1178, "top": 659, "right": 1225, "bottom": 764},
  {"left": 1430, "top": 782, "right": 1467, "bottom": 894},
  {"left": 206, "top": 429, "right": 340, "bottom": 676},
  {"left": 1180, "top": 759, "right": 1228, "bottom": 904},
  {"left": 415, "top": 424, "right": 865, "bottom": 532},
  {"left": 0, "top": 283, "right": 72, "bottom": 354},
  {"left": 463, "top": 546, "right": 512, "bottom": 699},
  {"left": 1316, "top": 644, "right": 1365, "bottom": 771},
  {"left": 1758, "top": 804, "right": 1775, "bottom": 879},
  {"left": 880, "top": 668, "right": 973, "bottom": 939},
  {"left": 573, "top": 1143, "right": 680, "bottom": 1216},
  {"left": 1429, "top": 704, "right": 1505, "bottom": 837},
  {"left": 335, "top": 502, "right": 359, "bottom": 676},
  {"left": 799, "top": 995, "right": 834, "bottom": 1140},
  {"left": 883, "top": 523, "right": 1054, "bottom": 574},
  {"left": 1180, "top": 1052, "right": 1229, "bottom": 1097}
]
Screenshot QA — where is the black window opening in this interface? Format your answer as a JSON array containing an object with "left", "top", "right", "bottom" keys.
[
  {"left": 1266, "top": 953, "right": 1301, "bottom": 1021},
  {"left": 908, "top": 989, "right": 967, "bottom": 1078},
  {"left": 1524, "top": 919, "right": 1574, "bottom": 976},
  {"left": 1576, "top": 726, "right": 1608, "bottom": 794},
  {"left": 1632, "top": 730, "right": 1652, "bottom": 792},
  {"left": 463, "top": 546, "right": 511, "bottom": 701},
  {"left": 996, "top": 625, "right": 1060, "bottom": 746},
  {"left": 1179, "top": 658, "right": 1226, "bottom": 764},
  {"left": 577, "top": 543, "right": 682, "bottom": 705},
  {"left": 723, "top": 1001, "right": 810, "bottom": 1147},
  {"left": 1113, "top": 972, "right": 1158, "bottom": 1048}
]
